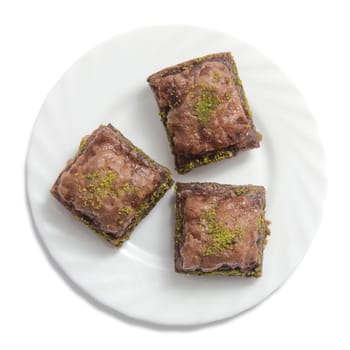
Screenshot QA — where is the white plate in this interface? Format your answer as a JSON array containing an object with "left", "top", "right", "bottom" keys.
[{"left": 26, "top": 25, "right": 326, "bottom": 326}]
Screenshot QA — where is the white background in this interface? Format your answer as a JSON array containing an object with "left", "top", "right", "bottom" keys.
[{"left": 0, "top": 0, "right": 349, "bottom": 349}]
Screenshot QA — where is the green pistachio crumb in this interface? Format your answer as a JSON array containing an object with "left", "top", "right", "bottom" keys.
[
  {"left": 232, "top": 62, "right": 238, "bottom": 75},
  {"left": 72, "top": 174, "right": 173, "bottom": 248},
  {"left": 224, "top": 92, "right": 231, "bottom": 101},
  {"left": 158, "top": 111, "right": 167, "bottom": 123},
  {"left": 99, "top": 170, "right": 117, "bottom": 188},
  {"left": 192, "top": 86, "right": 220, "bottom": 125},
  {"left": 78, "top": 136, "right": 89, "bottom": 154},
  {"left": 257, "top": 215, "right": 266, "bottom": 235},
  {"left": 201, "top": 205, "right": 242, "bottom": 256},
  {"left": 119, "top": 205, "right": 133, "bottom": 216},
  {"left": 77, "top": 169, "right": 119, "bottom": 210},
  {"left": 114, "top": 182, "right": 142, "bottom": 198},
  {"left": 86, "top": 172, "right": 99, "bottom": 180},
  {"left": 168, "top": 88, "right": 180, "bottom": 108},
  {"left": 175, "top": 215, "right": 184, "bottom": 235},
  {"left": 192, "top": 266, "right": 261, "bottom": 277},
  {"left": 193, "top": 55, "right": 208, "bottom": 64},
  {"left": 178, "top": 150, "right": 234, "bottom": 174},
  {"left": 179, "top": 161, "right": 195, "bottom": 174},
  {"left": 212, "top": 71, "right": 221, "bottom": 82},
  {"left": 225, "top": 77, "right": 235, "bottom": 85},
  {"left": 233, "top": 187, "right": 249, "bottom": 196}
]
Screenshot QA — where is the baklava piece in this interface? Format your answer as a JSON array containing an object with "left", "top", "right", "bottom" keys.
[
  {"left": 147, "top": 52, "right": 260, "bottom": 174},
  {"left": 51, "top": 124, "right": 173, "bottom": 247},
  {"left": 175, "top": 182, "right": 270, "bottom": 276}
]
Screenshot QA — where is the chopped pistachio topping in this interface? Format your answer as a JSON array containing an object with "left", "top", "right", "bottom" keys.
[
  {"left": 175, "top": 210, "right": 184, "bottom": 243},
  {"left": 168, "top": 88, "right": 180, "bottom": 108},
  {"left": 119, "top": 205, "right": 133, "bottom": 216},
  {"left": 225, "top": 77, "right": 235, "bottom": 85},
  {"left": 99, "top": 170, "right": 117, "bottom": 188},
  {"left": 201, "top": 205, "right": 242, "bottom": 256},
  {"left": 212, "top": 71, "right": 221, "bottom": 82},
  {"left": 180, "top": 55, "right": 209, "bottom": 71},
  {"left": 77, "top": 169, "right": 118, "bottom": 210},
  {"left": 78, "top": 136, "right": 89, "bottom": 154},
  {"left": 224, "top": 92, "right": 231, "bottom": 100},
  {"left": 193, "top": 55, "right": 208, "bottom": 64},
  {"left": 115, "top": 182, "right": 142, "bottom": 198},
  {"left": 86, "top": 172, "right": 99, "bottom": 180},
  {"left": 158, "top": 111, "right": 166, "bottom": 123},
  {"left": 231, "top": 62, "right": 238, "bottom": 75},
  {"left": 193, "top": 266, "right": 261, "bottom": 277},
  {"left": 257, "top": 215, "right": 266, "bottom": 235},
  {"left": 178, "top": 150, "right": 234, "bottom": 174},
  {"left": 233, "top": 187, "right": 249, "bottom": 196},
  {"left": 192, "top": 86, "right": 221, "bottom": 125}
]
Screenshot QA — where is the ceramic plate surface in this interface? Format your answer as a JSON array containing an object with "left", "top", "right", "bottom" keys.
[{"left": 26, "top": 25, "right": 326, "bottom": 326}]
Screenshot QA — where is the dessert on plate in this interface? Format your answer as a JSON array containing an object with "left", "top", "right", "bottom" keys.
[
  {"left": 51, "top": 124, "right": 173, "bottom": 247},
  {"left": 147, "top": 52, "right": 260, "bottom": 174},
  {"left": 174, "top": 182, "right": 270, "bottom": 276}
]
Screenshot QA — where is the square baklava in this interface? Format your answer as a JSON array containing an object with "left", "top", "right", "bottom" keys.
[
  {"left": 147, "top": 52, "right": 260, "bottom": 173},
  {"left": 174, "top": 182, "right": 269, "bottom": 276},
  {"left": 51, "top": 124, "right": 173, "bottom": 247}
]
